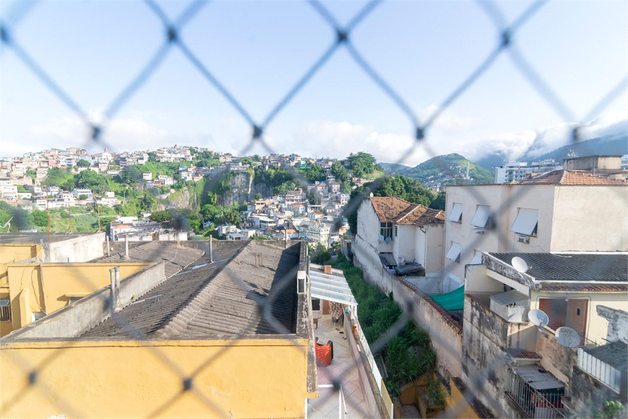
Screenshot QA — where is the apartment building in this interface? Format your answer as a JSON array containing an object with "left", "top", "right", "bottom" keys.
[
  {"left": 494, "top": 159, "right": 562, "bottom": 184},
  {"left": 463, "top": 252, "right": 627, "bottom": 418},
  {"left": 443, "top": 168, "right": 628, "bottom": 286}
]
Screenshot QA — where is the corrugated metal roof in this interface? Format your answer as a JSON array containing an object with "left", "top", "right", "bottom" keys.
[
  {"left": 309, "top": 265, "right": 357, "bottom": 307},
  {"left": 81, "top": 241, "right": 301, "bottom": 339},
  {"left": 489, "top": 253, "right": 628, "bottom": 283},
  {"left": 512, "top": 365, "right": 564, "bottom": 391}
]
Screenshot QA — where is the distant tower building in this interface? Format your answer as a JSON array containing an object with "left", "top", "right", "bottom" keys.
[{"left": 466, "top": 160, "right": 470, "bottom": 179}]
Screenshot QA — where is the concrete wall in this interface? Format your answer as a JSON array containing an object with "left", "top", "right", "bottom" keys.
[
  {"left": 0, "top": 338, "right": 311, "bottom": 419},
  {"left": 4, "top": 262, "right": 149, "bottom": 334},
  {"left": 425, "top": 225, "right": 445, "bottom": 274},
  {"left": 597, "top": 305, "right": 628, "bottom": 342},
  {"left": 535, "top": 327, "right": 577, "bottom": 383},
  {"left": 3, "top": 263, "right": 165, "bottom": 340},
  {"left": 44, "top": 233, "right": 105, "bottom": 262},
  {"left": 393, "top": 224, "right": 416, "bottom": 264},
  {"left": 550, "top": 186, "right": 628, "bottom": 251},
  {"left": 352, "top": 239, "right": 463, "bottom": 380},
  {"left": 357, "top": 200, "right": 393, "bottom": 255},
  {"left": 567, "top": 365, "right": 625, "bottom": 418}
]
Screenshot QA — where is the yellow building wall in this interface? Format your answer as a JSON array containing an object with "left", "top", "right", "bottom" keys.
[
  {"left": 0, "top": 339, "right": 312, "bottom": 419},
  {"left": 0, "top": 244, "right": 41, "bottom": 336},
  {"left": 4, "top": 262, "right": 149, "bottom": 334},
  {"left": 445, "top": 379, "right": 480, "bottom": 419}
]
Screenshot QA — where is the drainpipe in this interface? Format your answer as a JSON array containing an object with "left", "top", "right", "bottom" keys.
[
  {"left": 109, "top": 268, "right": 116, "bottom": 314},
  {"left": 106, "top": 235, "right": 110, "bottom": 257}
]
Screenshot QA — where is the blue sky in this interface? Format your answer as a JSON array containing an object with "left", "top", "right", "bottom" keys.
[{"left": 1, "top": 0, "right": 626, "bottom": 165}]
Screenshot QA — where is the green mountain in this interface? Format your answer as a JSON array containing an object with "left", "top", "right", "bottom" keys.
[{"left": 397, "top": 153, "right": 494, "bottom": 187}]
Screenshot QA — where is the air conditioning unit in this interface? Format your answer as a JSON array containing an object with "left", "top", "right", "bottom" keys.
[{"left": 517, "top": 234, "right": 530, "bottom": 244}]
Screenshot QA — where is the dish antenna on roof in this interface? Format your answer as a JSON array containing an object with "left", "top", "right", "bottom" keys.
[
  {"left": 511, "top": 257, "right": 529, "bottom": 274},
  {"left": 385, "top": 236, "right": 392, "bottom": 244},
  {"left": 528, "top": 309, "right": 549, "bottom": 328},
  {"left": 555, "top": 326, "right": 581, "bottom": 348}
]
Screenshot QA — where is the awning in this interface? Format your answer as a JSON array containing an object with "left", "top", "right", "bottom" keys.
[
  {"left": 512, "top": 365, "right": 564, "bottom": 391},
  {"left": 448, "top": 203, "right": 463, "bottom": 222},
  {"left": 445, "top": 242, "right": 461, "bottom": 262},
  {"left": 379, "top": 252, "right": 397, "bottom": 267},
  {"left": 430, "top": 285, "right": 464, "bottom": 311},
  {"left": 470, "top": 251, "right": 483, "bottom": 265},
  {"left": 310, "top": 269, "right": 357, "bottom": 307},
  {"left": 511, "top": 208, "right": 538, "bottom": 235},
  {"left": 471, "top": 205, "right": 490, "bottom": 228}
]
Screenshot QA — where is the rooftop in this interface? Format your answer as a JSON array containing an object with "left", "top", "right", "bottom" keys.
[
  {"left": 0, "top": 232, "right": 98, "bottom": 244},
  {"left": 81, "top": 241, "right": 301, "bottom": 339},
  {"left": 584, "top": 340, "right": 628, "bottom": 372},
  {"left": 515, "top": 170, "right": 628, "bottom": 185},
  {"left": 369, "top": 196, "right": 444, "bottom": 226},
  {"left": 94, "top": 241, "right": 204, "bottom": 278},
  {"left": 488, "top": 252, "right": 628, "bottom": 283}
]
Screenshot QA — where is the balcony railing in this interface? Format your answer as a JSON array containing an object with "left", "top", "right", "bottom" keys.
[{"left": 506, "top": 370, "right": 567, "bottom": 419}]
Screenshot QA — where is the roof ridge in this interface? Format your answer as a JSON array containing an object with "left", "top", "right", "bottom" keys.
[{"left": 157, "top": 241, "right": 253, "bottom": 337}]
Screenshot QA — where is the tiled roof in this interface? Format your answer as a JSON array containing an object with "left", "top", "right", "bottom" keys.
[
  {"left": 585, "top": 340, "right": 628, "bottom": 372},
  {"left": 369, "top": 197, "right": 444, "bottom": 226},
  {"left": 515, "top": 170, "right": 628, "bottom": 185},
  {"left": 489, "top": 253, "right": 628, "bottom": 283},
  {"left": 81, "top": 241, "right": 300, "bottom": 339}
]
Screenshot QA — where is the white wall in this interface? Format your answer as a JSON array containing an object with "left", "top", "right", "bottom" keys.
[
  {"left": 425, "top": 225, "right": 444, "bottom": 274},
  {"left": 550, "top": 186, "right": 628, "bottom": 251},
  {"left": 45, "top": 233, "right": 105, "bottom": 263},
  {"left": 393, "top": 224, "right": 416, "bottom": 264}
]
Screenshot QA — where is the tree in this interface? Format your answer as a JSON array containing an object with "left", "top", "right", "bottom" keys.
[
  {"left": 307, "top": 190, "right": 321, "bottom": 205},
  {"left": 45, "top": 168, "right": 73, "bottom": 188},
  {"left": 150, "top": 210, "right": 174, "bottom": 224},
  {"left": 254, "top": 193, "right": 263, "bottom": 201},
  {"left": 120, "top": 166, "right": 142, "bottom": 184},
  {"left": 78, "top": 194, "right": 88, "bottom": 201},
  {"left": 75, "top": 170, "right": 108, "bottom": 193},
  {"left": 303, "top": 164, "right": 326, "bottom": 182},
  {"left": 200, "top": 204, "right": 221, "bottom": 222},
  {"left": 33, "top": 210, "right": 48, "bottom": 227},
  {"left": 332, "top": 161, "right": 350, "bottom": 183},
  {"left": 347, "top": 152, "right": 377, "bottom": 178},
  {"left": 429, "top": 191, "right": 446, "bottom": 210},
  {"left": 77, "top": 159, "right": 91, "bottom": 168}
]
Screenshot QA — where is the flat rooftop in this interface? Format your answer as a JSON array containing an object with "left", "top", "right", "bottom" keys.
[
  {"left": 0, "top": 232, "right": 96, "bottom": 244},
  {"left": 81, "top": 241, "right": 301, "bottom": 340}
]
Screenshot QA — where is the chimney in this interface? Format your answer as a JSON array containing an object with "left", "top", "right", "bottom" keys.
[
  {"left": 114, "top": 266, "right": 120, "bottom": 289},
  {"left": 324, "top": 265, "right": 332, "bottom": 274},
  {"left": 124, "top": 235, "right": 130, "bottom": 260},
  {"left": 109, "top": 268, "right": 116, "bottom": 314}
]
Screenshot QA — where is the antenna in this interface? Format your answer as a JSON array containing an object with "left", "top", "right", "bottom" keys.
[
  {"left": 511, "top": 257, "right": 529, "bottom": 274},
  {"left": 555, "top": 327, "right": 581, "bottom": 348},
  {"left": 528, "top": 309, "right": 549, "bottom": 327}
]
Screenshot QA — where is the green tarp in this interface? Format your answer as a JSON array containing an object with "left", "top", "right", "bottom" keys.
[{"left": 430, "top": 286, "right": 464, "bottom": 311}]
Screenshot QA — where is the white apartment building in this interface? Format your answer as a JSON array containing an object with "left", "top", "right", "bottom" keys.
[
  {"left": 443, "top": 169, "right": 628, "bottom": 286},
  {"left": 494, "top": 159, "right": 562, "bottom": 183}
]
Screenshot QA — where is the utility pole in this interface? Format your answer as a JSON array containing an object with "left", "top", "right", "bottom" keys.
[
  {"left": 46, "top": 192, "right": 51, "bottom": 243},
  {"left": 96, "top": 200, "right": 101, "bottom": 231},
  {"left": 68, "top": 208, "right": 72, "bottom": 233}
]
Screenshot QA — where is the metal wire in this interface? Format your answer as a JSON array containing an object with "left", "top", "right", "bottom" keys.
[{"left": 0, "top": 0, "right": 625, "bottom": 417}]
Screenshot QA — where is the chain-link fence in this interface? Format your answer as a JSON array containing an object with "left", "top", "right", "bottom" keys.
[{"left": 0, "top": 0, "right": 626, "bottom": 418}]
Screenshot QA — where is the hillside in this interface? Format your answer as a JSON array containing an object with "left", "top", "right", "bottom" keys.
[
  {"left": 396, "top": 153, "right": 493, "bottom": 187},
  {"left": 477, "top": 135, "right": 628, "bottom": 168}
]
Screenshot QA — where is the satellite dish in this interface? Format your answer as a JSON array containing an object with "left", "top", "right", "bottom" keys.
[
  {"left": 555, "top": 327, "right": 581, "bottom": 348},
  {"left": 528, "top": 309, "right": 549, "bottom": 328},
  {"left": 385, "top": 236, "right": 392, "bottom": 244},
  {"left": 397, "top": 256, "right": 405, "bottom": 265},
  {"left": 378, "top": 234, "right": 385, "bottom": 242},
  {"left": 511, "top": 257, "right": 529, "bottom": 273}
]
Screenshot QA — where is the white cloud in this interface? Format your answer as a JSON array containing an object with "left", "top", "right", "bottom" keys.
[
  {"left": 422, "top": 104, "right": 480, "bottom": 132},
  {"left": 290, "top": 120, "right": 433, "bottom": 166}
]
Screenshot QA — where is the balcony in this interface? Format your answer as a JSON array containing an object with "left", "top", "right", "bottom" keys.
[{"left": 505, "top": 366, "right": 567, "bottom": 419}]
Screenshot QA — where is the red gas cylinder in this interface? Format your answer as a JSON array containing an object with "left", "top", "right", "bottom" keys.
[{"left": 315, "top": 342, "right": 332, "bottom": 366}]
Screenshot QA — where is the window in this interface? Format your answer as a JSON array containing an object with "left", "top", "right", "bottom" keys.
[
  {"left": 448, "top": 203, "right": 463, "bottom": 223},
  {"left": 511, "top": 208, "right": 538, "bottom": 236},
  {"left": 445, "top": 242, "right": 461, "bottom": 263},
  {"left": 0, "top": 300, "right": 10, "bottom": 322},
  {"left": 311, "top": 298, "right": 321, "bottom": 311},
  {"left": 394, "top": 226, "right": 398, "bottom": 237},
  {"left": 380, "top": 222, "right": 393, "bottom": 239},
  {"left": 471, "top": 205, "right": 490, "bottom": 228}
]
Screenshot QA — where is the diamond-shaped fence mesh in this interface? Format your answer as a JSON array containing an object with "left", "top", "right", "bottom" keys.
[{"left": 0, "top": 0, "right": 625, "bottom": 418}]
